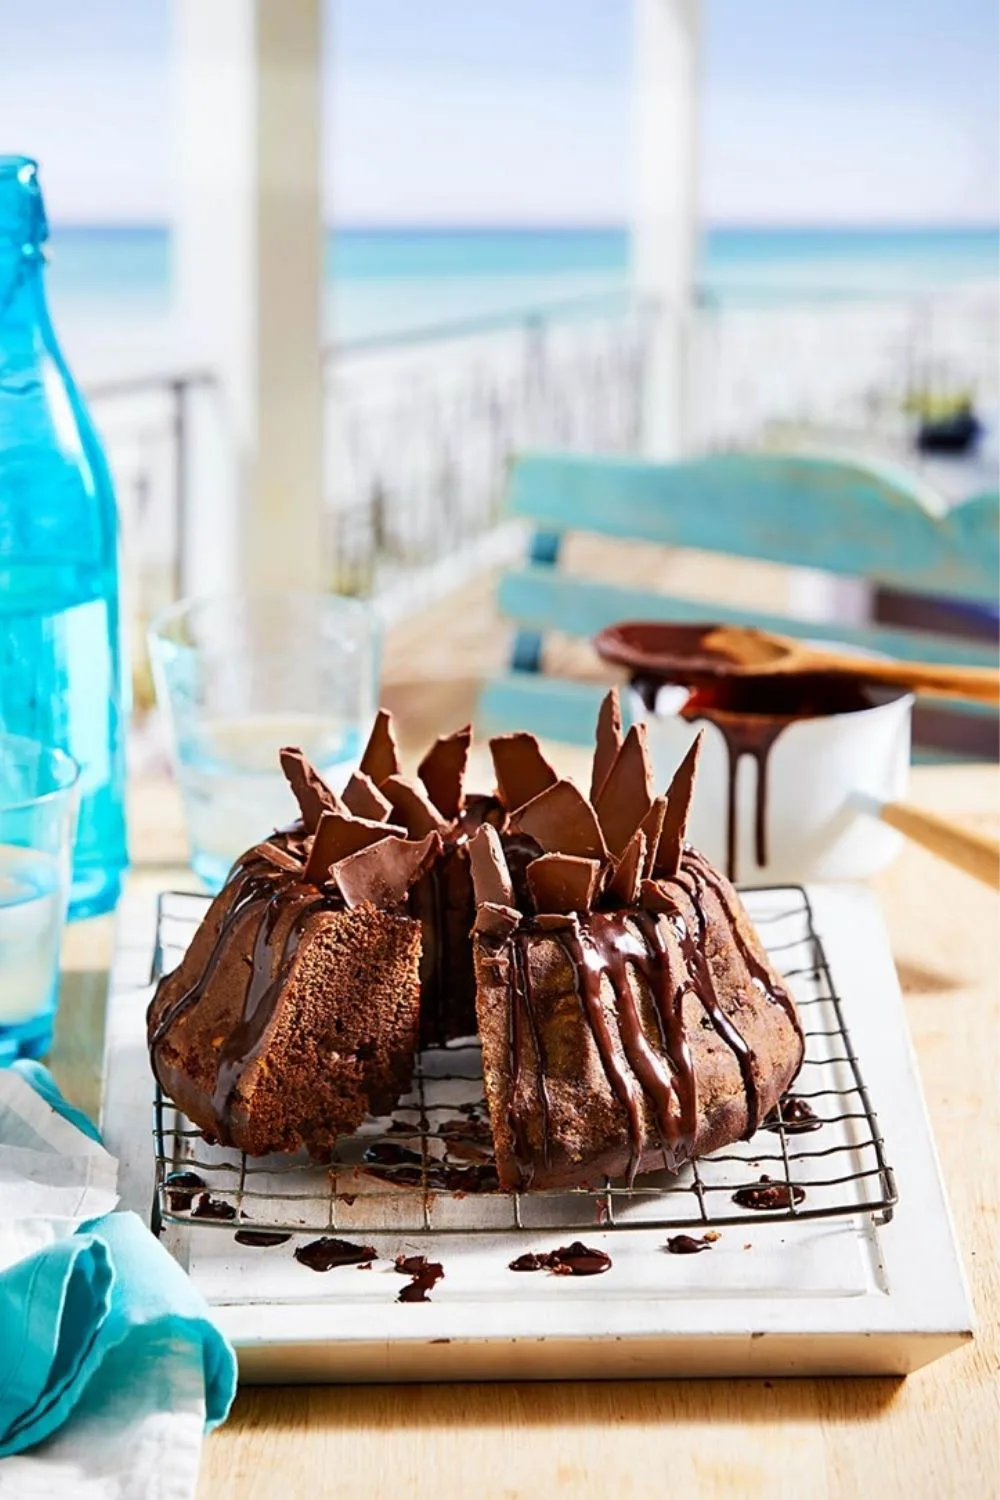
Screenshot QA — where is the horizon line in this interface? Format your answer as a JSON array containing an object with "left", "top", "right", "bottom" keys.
[{"left": 46, "top": 217, "right": 1000, "bottom": 235}]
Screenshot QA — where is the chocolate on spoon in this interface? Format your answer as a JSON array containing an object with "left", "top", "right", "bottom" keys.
[{"left": 594, "top": 621, "right": 999, "bottom": 706}]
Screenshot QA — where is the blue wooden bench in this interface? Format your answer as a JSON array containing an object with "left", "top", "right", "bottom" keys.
[{"left": 477, "top": 451, "right": 999, "bottom": 753}]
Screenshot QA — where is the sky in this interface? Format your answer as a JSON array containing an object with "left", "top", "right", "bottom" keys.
[{"left": 0, "top": 0, "right": 996, "bottom": 227}]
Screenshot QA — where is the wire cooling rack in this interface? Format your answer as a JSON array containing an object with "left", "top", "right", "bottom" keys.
[{"left": 150, "top": 886, "right": 897, "bottom": 1239}]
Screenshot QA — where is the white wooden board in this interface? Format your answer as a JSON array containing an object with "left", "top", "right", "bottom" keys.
[{"left": 100, "top": 884, "right": 973, "bottom": 1380}]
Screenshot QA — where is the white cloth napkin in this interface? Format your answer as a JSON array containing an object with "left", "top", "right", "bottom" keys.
[{"left": 0, "top": 1067, "right": 234, "bottom": 1500}]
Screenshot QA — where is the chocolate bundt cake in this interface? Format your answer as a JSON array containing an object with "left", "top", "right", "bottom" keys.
[
  {"left": 470, "top": 707, "right": 803, "bottom": 1190},
  {"left": 148, "top": 694, "right": 804, "bottom": 1186}
]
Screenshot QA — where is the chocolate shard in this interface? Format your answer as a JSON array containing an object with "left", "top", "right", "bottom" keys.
[
  {"left": 512, "top": 780, "right": 608, "bottom": 863},
  {"left": 334, "top": 831, "right": 442, "bottom": 910},
  {"left": 655, "top": 731, "right": 704, "bottom": 878},
  {"left": 279, "top": 747, "right": 344, "bottom": 832},
  {"left": 342, "top": 771, "right": 393, "bottom": 823},
  {"left": 637, "top": 796, "right": 667, "bottom": 881},
  {"left": 302, "top": 811, "right": 407, "bottom": 887},
  {"left": 252, "top": 840, "right": 305, "bottom": 873},
  {"left": 532, "top": 913, "right": 574, "bottom": 932},
  {"left": 639, "top": 878, "right": 679, "bottom": 915},
  {"left": 606, "top": 830, "right": 647, "bottom": 906},
  {"left": 594, "top": 724, "right": 654, "bottom": 860},
  {"left": 468, "top": 824, "right": 515, "bottom": 908},
  {"left": 417, "top": 725, "right": 471, "bottom": 821},
  {"left": 381, "top": 775, "right": 450, "bottom": 839},
  {"left": 526, "top": 854, "right": 601, "bottom": 915},
  {"left": 358, "top": 709, "right": 400, "bottom": 787},
  {"left": 473, "top": 902, "right": 521, "bottom": 937},
  {"left": 490, "top": 733, "right": 558, "bottom": 813},
  {"left": 590, "top": 688, "right": 624, "bottom": 802}
]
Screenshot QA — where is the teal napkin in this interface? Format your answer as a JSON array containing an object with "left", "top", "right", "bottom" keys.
[{"left": 0, "top": 1061, "right": 237, "bottom": 1459}]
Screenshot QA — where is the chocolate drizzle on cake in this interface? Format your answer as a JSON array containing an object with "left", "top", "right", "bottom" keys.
[{"left": 471, "top": 690, "right": 805, "bottom": 1192}]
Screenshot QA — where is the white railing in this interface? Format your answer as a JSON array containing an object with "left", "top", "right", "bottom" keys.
[{"left": 88, "top": 284, "right": 998, "bottom": 633}]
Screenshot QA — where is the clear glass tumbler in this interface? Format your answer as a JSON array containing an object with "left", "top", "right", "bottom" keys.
[
  {"left": 0, "top": 733, "right": 80, "bottom": 1065},
  {"left": 148, "top": 593, "right": 379, "bottom": 891}
]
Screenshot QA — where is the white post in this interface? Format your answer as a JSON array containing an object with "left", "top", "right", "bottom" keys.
[
  {"left": 174, "top": 0, "right": 325, "bottom": 597},
  {"left": 633, "top": 0, "right": 701, "bottom": 459}
]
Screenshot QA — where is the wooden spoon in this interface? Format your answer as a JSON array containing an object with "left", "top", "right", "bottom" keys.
[
  {"left": 856, "top": 794, "right": 1000, "bottom": 890},
  {"left": 698, "top": 625, "right": 999, "bottom": 704}
]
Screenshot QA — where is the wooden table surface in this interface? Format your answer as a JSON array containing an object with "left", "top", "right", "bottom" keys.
[{"left": 52, "top": 760, "right": 999, "bottom": 1500}]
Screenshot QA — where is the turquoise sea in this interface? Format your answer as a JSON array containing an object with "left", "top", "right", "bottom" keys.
[{"left": 45, "top": 223, "right": 999, "bottom": 378}]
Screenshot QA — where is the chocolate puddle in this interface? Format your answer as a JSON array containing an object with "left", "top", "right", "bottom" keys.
[
  {"left": 762, "top": 1095, "right": 821, "bottom": 1134},
  {"left": 190, "top": 1192, "right": 237, "bottom": 1221},
  {"left": 509, "top": 1241, "right": 612, "bottom": 1276},
  {"left": 164, "top": 1171, "right": 206, "bottom": 1211},
  {"left": 665, "top": 1233, "right": 714, "bottom": 1255},
  {"left": 394, "top": 1254, "right": 444, "bottom": 1301},
  {"left": 234, "top": 1229, "right": 293, "bottom": 1247},
  {"left": 732, "top": 1174, "right": 806, "bottom": 1210},
  {"left": 295, "top": 1236, "right": 376, "bottom": 1271}
]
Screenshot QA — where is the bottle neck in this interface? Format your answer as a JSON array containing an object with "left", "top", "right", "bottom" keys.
[
  {"left": 0, "top": 243, "right": 49, "bottom": 332},
  {"left": 0, "top": 157, "right": 53, "bottom": 340}
]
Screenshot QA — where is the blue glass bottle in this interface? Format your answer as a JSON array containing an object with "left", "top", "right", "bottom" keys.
[{"left": 0, "top": 157, "right": 127, "bottom": 918}]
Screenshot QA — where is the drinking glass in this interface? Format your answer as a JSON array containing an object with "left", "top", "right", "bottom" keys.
[
  {"left": 148, "top": 593, "right": 379, "bottom": 891},
  {"left": 0, "top": 734, "right": 80, "bottom": 1065}
]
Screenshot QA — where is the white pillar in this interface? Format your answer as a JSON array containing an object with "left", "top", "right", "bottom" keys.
[
  {"left": 633, "top": 0, "right": 701, "bottom": 459},
  {"left": 174, "top": 0, "right": 325, "bottom": 597}
]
